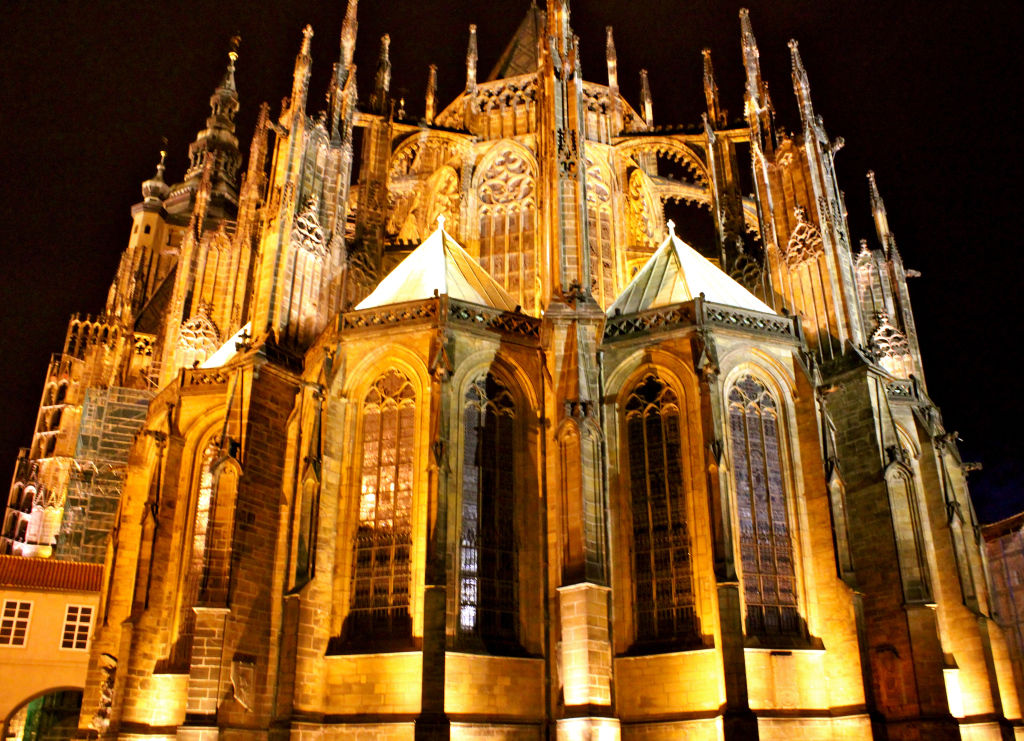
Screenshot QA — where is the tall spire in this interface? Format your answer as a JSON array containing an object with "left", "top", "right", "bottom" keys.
[
  {"left": 180, "top": 37, "right": 243, "bottom": 210},
  {"left": 702, "top": 48, "right": 723, "bottom": 127},
  {"left": 466, "top": 24, "right": 478, "bottom": 92},
  {"left": 640, "top": 69, "right": 654, "bottom": 127},
  {"left": 340, "top": 0, "right": 359, "bottom": 69},
  {"left": 739, "top": 9, "right": 774, "bottom": 154},
  {"left": 370, "top": 34, "right": 392, "bottom": 115},
  {"left": 424, "top": 64, "right": 438, "bottom": 123}
]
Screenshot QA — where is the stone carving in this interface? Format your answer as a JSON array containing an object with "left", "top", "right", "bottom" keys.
[
  {"left": 90, "top": 653, "right": 118, "bottom": 733},
  {"left": 179, "top": 305, "right": 220, "bottom": 368},
  {"left": 627, "top": 169, "right": 658, "bottom": 247},
  {"left": 870, "top": 313, "right": 913, "bottom": 378},
  {"left": 291, "top": 197, "right": 328, "bottom": 258},
  {"left": 478, "top": 149, "right": 535, "bottom": 205},
  {"left": 783, "top": 206, "right": 824, "bottom": 268}
]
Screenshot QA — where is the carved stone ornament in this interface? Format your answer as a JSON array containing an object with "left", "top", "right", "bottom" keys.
[
  {"left": 870, "top": 313, "right": 913, "bottom": 378},
  {"left": 291, "top": 197, "right": 328, "bottom": 258},
  {"left": 179, "top": 304, "right": 221, "bottom": 360},
  {"left": 478, "top": 149, "right": 535, "bottom": 205},
  {"left": 783, "top": 205, "right": 824, "bottom": 268}
]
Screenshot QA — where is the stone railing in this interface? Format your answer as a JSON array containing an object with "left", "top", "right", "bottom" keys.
[{"left": 605, "top": 297, "right": 801, "bottom": 344}]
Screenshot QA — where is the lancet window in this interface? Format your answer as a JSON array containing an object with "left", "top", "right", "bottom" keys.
[
  {"left": 350, "top": 370, "right": 416, "bottom": 639},
  {"left": 727, "top": 376, "right": 801, "bottom": 637},
  {"left": 625, "top": 374, "right": 699, "bottom": 646},
  {"left": 459, "top": 374, "right": 518, "bottom": 650},
  {"left": 477, "top": 148, "right": 537, "bottom": 313}
]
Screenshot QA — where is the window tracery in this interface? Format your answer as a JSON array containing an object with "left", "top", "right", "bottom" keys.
[
  {"left": 870, "top": 313, "right": 913, "bottom": 378},
  {"left": 477, "top": 148, "right": 537, "bottom": 312},
  {"left": 624, "top": 374, "right": 699, "bottom": 646},
  {"left": 627, "top": 169, "right": 658, "bottom": 248},
  {"left": 178, "top": 307, "right": 220, "bottom": 369},
  {"left": 350, "top": 369, "right": 416, "bottom": 639},
  {"left": 459, "top": 374, "right": 518, "bottom": 650},
  {"left": 727, "top": 376, "right": 800, "bottom": 637}
]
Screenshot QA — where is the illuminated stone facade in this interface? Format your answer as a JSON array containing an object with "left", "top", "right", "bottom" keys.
[{"left": 0, "top": 2, "right": 1020, "bottom": 739}]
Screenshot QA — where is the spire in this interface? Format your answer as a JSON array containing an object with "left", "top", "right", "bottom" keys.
[
  {"left": 739, "top": 9, "right": 775, "bottom": 153},
  {"left": 788, "top": 39, "right": 816, "bottom": 129},
  {"left": 424, "top": 64, "right": 438, "bottom": 124},
  {"left": 180, "top": 37, "right": 243, "bottom": 208},
  {"left": 466, "top": 24, "right": 478, "bottom": 92},
  {"left": 605, "top": 26, "right": 618, "bottom": 91},
  {"left": 739, "top": 8, "right": 764, "bottom": 105},
  {"left": 640, "top": 69, "right": 654, "bottom": 127},
  {"left": 867, "top": 171, "right": 893, "bottom": 247},
  {"left": 340, "top": 0, "right": 359, "bottom": 69},
  {"left": 285, "top": 25, "right": 314, "bottom": 127},
  {"left": 370, "top": 34, "right": 392, "bottom": 115},
  {"left": 141, "top": 148, "right": 170, "bottom": 207},
  {"left": 702, "top": 48, "right": 723, "bottom": 127}
]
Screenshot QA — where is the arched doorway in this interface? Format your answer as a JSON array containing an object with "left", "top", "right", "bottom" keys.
[{"left": 3, "top": 689, "right": 82, "bottom": 741}]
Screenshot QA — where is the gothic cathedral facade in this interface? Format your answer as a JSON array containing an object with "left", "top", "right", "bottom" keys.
[{"left": 2, "top": 2, "right": 1020, "bottom": 740}]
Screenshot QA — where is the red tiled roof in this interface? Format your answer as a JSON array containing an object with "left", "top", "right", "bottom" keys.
[
  {"left": 982, "top": 511, "right": 1024, "bottom": 541},
  {"left": 0, "top": 555, "right": 103, "bottom": 592}
]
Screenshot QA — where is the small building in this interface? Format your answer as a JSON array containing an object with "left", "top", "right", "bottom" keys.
[{"left": 0, "top": 556, "right": 102, "bottom": 740}]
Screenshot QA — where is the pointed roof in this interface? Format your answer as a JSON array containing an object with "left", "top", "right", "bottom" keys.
[
  {"left": 487, "top": 3, "right": 543, "bottom": 81},
  {"left": 609, "top": 222, "right": 774, "bottom": 316},
  {"left": 355, "top": 218, "right": 518, "bottom": 312}
]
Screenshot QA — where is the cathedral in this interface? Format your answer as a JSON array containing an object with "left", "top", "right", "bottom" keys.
[{"left": 1, "top": 1, "right": 1021, "bottom": 739}]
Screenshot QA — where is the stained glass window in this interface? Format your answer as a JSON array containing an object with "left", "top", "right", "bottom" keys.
[
  {"left": 625, "top": 375, "right": 699, "bottom": 646},
  {"left": 728, "top": 376, "right": 801, "bottom": 637},
  {"left": 349, "top": 369, "right": 416, "bottom": 639},
  {"left": 459, "top": 374, "right": 518, "bottom": 650}
]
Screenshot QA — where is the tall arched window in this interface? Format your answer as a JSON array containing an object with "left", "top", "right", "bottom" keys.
[
  {"left": 625, "top": 374, "right": 698, "bottom": 646},
  {"left": 459, "top": 374, "right": 518, "bottom": 650},
  {"left": 171, "top": 439, "right": 218, "bottom": 666},
  {"left": 350, "top": 369, "right": 416, "bottom": 639},
  {"left": 477, "top": 147, "right": 538, "bottom": 314},
  {"left": 727, "top": 376, "right": 800, "bottom": 637}
]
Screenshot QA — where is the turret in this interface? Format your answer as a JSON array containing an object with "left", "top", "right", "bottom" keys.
[
  {"left": 605, "top": 26, "right": 618, "bottom": 91},
  {"left": 140, "top": 149, "right": 169, "bottom": 210}
]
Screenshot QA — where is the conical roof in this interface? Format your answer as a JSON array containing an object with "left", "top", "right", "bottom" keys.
[
  {"left": 608, "top": 222, "right": 774, "bottom": 316},
  {"left": 355, "top": 218, "right": 518, "bottom": 312}
]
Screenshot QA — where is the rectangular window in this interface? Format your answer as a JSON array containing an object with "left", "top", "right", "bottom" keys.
[
  {"left": 60, "top": 604, "right": 92, "bottom": 650},
  {"left": 0, "top": 600, "right": 32, "bottom": 646}
]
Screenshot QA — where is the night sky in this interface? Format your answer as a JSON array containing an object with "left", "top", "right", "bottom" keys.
[{"left": 0, "top": 1, "right": 1019, "bottom": 521}]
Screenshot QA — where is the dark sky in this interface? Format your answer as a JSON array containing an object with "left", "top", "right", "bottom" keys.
[{"left": 0, "top": 1, "right": 1020, "bottom": 521}]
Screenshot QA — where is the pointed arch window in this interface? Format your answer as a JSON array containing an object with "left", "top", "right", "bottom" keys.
[
  {"left": 727, "top": 376, "right": 801, "bottom": 637},
  {"left": 459, "top": 374, "right": 518, "bottom": 650},
  {"left": 625, "top": 374, "right": 699, "bottom": 646},
  {"left": 349, "top": 369, "right": 415, "bottom": 640}
]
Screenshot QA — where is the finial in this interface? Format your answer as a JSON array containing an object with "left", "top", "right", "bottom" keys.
[
  {"left": 466, "top": 24, "right": 479, "bottom": 92},
  {"left": 702, "top": 48, "right": 723, "bottom": 127},
  {"left": 437, "top": 213, "right": 447, "bottom": 232},
  {"left": 340, "top": 0, "right": 359, "bottom": 68},
  {"left": 788, "top": 39, "right": 810, "bottom": 92},
  {"left": 301, "top": 24, "right": 314, "bottom": 56},
  {"left": 219, "top": 35, "right": 241, "bottom": 93},
  {"left": 640, "top": 69, "right": 653, "bottom": 126},
  {"left": 867, "top": 170, "right": 892, "bottom": 245},
  {"left": 371, "top": 34, "right": 392, "bottom": 114},
  {"left": 425, "top": 64, "right": 438, "bottom": 123},
  {"left": 667, "top": 219, "right": 676, "bottom": 238}
]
